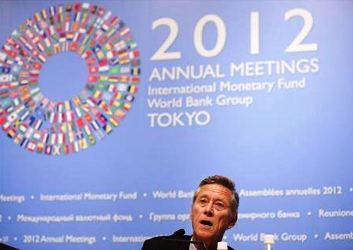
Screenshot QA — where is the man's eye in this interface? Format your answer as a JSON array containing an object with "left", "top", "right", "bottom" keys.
[
  {"left": 199, "top": 199, "right": 208, "bottom": 205},
  {"left": 214, "top": 202, "right": 225, "bottom": 210}
]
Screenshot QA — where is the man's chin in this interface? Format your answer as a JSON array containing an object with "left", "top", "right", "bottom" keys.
[{"left": 194, "top": 228, "right": 214, "bottom": 240}]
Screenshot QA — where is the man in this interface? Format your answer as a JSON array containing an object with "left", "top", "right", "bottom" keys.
[{"left": 141, "top": 175, "right": 239, "bottom": 250}]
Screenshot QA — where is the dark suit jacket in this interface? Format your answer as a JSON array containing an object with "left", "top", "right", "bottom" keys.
[
  {"left": 141, "top": 231, "right": 234, "bottom": 250},
  {"left": 0, "top": 243, "right": 19, "bottom": 250}
]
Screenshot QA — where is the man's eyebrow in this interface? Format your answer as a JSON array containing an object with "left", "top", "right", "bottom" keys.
[{"left": 197, "top": 194, "right": 209, "bottom": 199}]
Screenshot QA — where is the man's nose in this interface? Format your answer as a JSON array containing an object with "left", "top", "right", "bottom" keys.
[{"left": 203, "top": 202, "right": 214, "bottom": 216}]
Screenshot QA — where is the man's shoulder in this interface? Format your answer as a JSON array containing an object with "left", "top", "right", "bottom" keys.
[
  {"left": 142, "top": 231, "right": 191, "bottom": 250},
  {"left": 144, "top": 233, "right": 191, "bottom": 243}
]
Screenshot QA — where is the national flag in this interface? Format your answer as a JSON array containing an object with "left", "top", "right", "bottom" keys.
[
  {"left": 34, "top": 12, "right": 42, "bottom": 23},
  {"left": 74, "top": 107, "right": 82, "bottom": 117},
  {"left": 123, "top": 102, "right": 131, "bottom": 111},
  {"left": 107, "top": 84, "right": 116, "bottom": 93},
  {"left": 98, "top": 35, "right": 108, "bottom": 45},
  {"left": 109, "top": 116, "right": 119, "bottom": 127},
  {"left": 99, "top": 75, "right": 108, "bottom": 82},
  {"left": 38, "top": 54, "right": 46, "bottom": 63},
  {"left": 98, "top": 65, "right": 109, "bottom": 72},
  {"left": 42, "top": 131, "right": 49, "bottom": 144},
  {"left": 52, "top": 145, "right": 61, "bottom": 155},
  {"left": 77, "top": 117, "right": 84, "bottom": 128},
  {"left": 7, "top": 112, "right": 17, "bottom": 123},
  {"left": 108, "top": 66, "right": 120, "bottom": 74},
  {"left": 43, "top": 37, "right": 51, "bottom": 47},
  {"left": 64, "top": 101, "right": 72, "bottom": 111},
  {"left": 84, "top": 113, "right": 92, "bottom": 123},
  {"left": 117, "top": 84, "right": 128, "bottom": 92},
  {"left": 70, "top": 41, "right": 79, "bottom": 51},
  {"left": 27, "top": 141, "right": 36, "bottom": 152},
  {"left": 107, "top": 76, "right": 119, "bottom": 83},
  {"left": 25, "top": 127, "right": 34, "bottom": 138},
  {"left": 114, "top": 40, "right": 126, "bottom": 51},
  {"left": 131, "top": 68, "right": 140, "bottom": 76},
  {"left": 94, "top": 129, "right": 105, "bottom": 140},
  {"left": 0, "top": 89, "right": 9, "bottom": 99},
  {"left": 106, "top": 27, "right": 116, "bottom": 38},
  {"left": 118, "top": 75, "right": 129, "bottom": 83},
  {"left": 88, "top": 75, "right": 98, "bottom": 82},
  {"left": 96, "top": 112, "right": 107, "bottom": 124},
  {"left": 98, "top": 100, "right": 111, "bottom": 114},
  {"left": 19, "top": 137, "right": 29, "bottom": 147},
  {"left": 50, "top": 133, "right": 57, "bottom": 145},
  {"left": 2, "top": 121, "right": 11, "bottom": 132},
  {"left": 90, "top": 4, "right": 98, "bottom": 14},
  {"left": 72, "top": 96, "right": 82, "bottom": 106},
  {"left": 73, "top": 141, "right": 79, "bottom": 152},
  {"left": 112, "top": 100, "right": 122, "bottom": 108},
  {"left": 118, "top": 58, "right": 129, "bottom": 65},
  {"left": 49, "top": 111, "right": 55, "bottom": 123},
  {"left": 103, "top": 124, "right": 112, "bottom": 134},
  {"left": 57, "top": 102, "right": 64, "bottom": 113},
  {"left": 79, "top": 138, "right": 88, "bottom": 149},
  {"left": 128, "top": 85, "right": 138, "bottom": 94},
  {"left": 93, "top": 90, "right": 103, "bottom": 100},
  {"left": 98, "top": 58, "right": 108, "bottom": 66},
  {"left": 0, "top": 51, "right": 8, "bottom": 62},
  {"left": 44, "top": 145, "right": 52, "bottom": 155},
  {"left": 20, "top": 110, "right": 30, "bottom": 121},
  {"left": 36, "top": 143, "right": 44, "bottom": 153},
  {"left": 32, "top": 62, "right": 42, "bottom": 70},
  {"left": 58, "top": 133, "right": 64, "bottom": 144},
  {"left": 0, "top": 116, "right": 6, "bottom": 126},
  {"left": 75, "top": 130, "right": 84, "bottom": 140},
  {"left": 66, "top": 111, "right": 73, "bottom": 122},
  {"left": 0, "top": 74, "right": 12, "bottom": 83},
  {"left": 40, "top": 8, "right": 48, "bottom": 19},
  {"left": 109, "top": 57, "right": 119, "bottom": 65},
  {"left": 25, "top": 29, "right": 34, "bottom": 39},
  {"left": 120, "top": 27, "right": 130, "bottom": 37},
  {"left": 109, "top": 16, "right": 119, "bottom": 27},
  {"left": 89, "top": 66, "right": 98, "bottom": 73},
  {"left": 86, "top": 98, "right": 95, "bottom": 107},
  {"left": 74, "top": 3, "right": 82, "bottom": 12},
  {"left": 49, "top": 6, "right": 56, "bottom": 16},
  {"left": 0, "top": 66, "right": 11, "bottom": 74},
  {"left": 14, "top": 133, "right": 24, "bottom": 144},
  {"left": 63, "top": 144, "right": 70, "bottom": 155},
  {"left": 88, "top": 134, "right": 95, "bottom": 145},
  {"left": 121, "top": 66, "right": 131, "bottom": 74},
  {"left": 68, "top": 131, "right": 75, "bottom": 143},
  {"left": 101, "top": 22, "right": 110, "bottom": 33},
  {"left": 33, "top": 131, "right": 42, "bottom": 141},
  {"left": 90, "top": 119, "right": 100, "bottom": 131},
  {"left": 84, "top": 124, "right": 92, "bottom": 135},
  {"left": 32, "top": 36, "right": 40, "bottom": 45},
  {"left": 34, "top": 119, "right": 43, "bottom": 130},
  {"left": 114, "top": 109, "right": 125, "bottom": 118},
  {"left": 129, "top": 50, "right": 140, "bottom": 59}
]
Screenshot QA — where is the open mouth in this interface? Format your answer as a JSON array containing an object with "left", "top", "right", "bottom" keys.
[{"left": 200, "top": 220, "right": 213, "bottom": 227}]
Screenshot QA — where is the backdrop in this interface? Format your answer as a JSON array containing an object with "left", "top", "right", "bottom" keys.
[{"left": 0, "top": 1, "right": 352, "bottom": 250}]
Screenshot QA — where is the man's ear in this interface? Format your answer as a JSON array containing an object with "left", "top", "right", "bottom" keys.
[{"left": 227, "top": 214, "right": 237, "bottom": 229}]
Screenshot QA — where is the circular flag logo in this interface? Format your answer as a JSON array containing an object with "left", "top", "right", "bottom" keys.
[{"left": 0, "top": 3, "right": 140, "bottom": 155}]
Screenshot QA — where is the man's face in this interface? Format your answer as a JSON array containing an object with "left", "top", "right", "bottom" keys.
[{"left": 191, "top": 184, "right": 236, "bottom": 246}]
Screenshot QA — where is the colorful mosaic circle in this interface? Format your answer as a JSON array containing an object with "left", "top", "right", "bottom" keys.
[{"left": 0, "top": 3, "right": 140, "bottom": 155}]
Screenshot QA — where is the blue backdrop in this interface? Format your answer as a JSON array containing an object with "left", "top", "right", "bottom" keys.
[{"left": 0, "top": 1, "right": 352, "bottom": 250}]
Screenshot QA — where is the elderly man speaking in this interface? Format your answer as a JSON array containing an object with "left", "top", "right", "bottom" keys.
[{"left": 141, "top": 175, "right": 239, "bottom": 250}]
